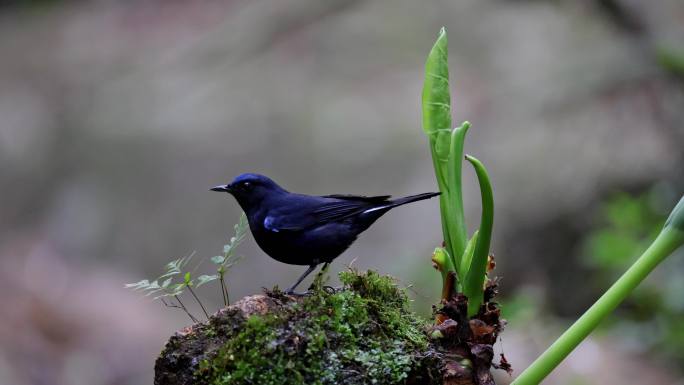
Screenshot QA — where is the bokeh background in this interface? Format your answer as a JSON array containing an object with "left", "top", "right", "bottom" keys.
[{"left": 1, "top": 1, "right": 683, "bottom": 384}]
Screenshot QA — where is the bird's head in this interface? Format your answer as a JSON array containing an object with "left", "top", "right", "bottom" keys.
[{"left": 211, "top": 173, "right": 286, "bottom": 208}]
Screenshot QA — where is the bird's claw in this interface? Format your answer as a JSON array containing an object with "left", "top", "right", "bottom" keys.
[
  {"left": 285, "top": 286, "right": 341, "bottom": 296},
  {"left": 322, "top": 285, "right": 341, "bottom": 294},
  {"left": 284, "top": 290, "right": 311, "bottom": 297}
]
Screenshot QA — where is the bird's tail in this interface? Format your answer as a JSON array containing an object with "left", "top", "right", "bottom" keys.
[
  {"left": 358, "top": 192, "right": 440, "bottom": 226},
  {"left": 388, "top": 192, "right": 441, "bottom": 208}
]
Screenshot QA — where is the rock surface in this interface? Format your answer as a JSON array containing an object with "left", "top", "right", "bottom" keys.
[{"left": 154, "top": 270, "right": 507, "bottom": 385}]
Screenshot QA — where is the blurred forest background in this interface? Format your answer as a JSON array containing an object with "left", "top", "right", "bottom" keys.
[{"left": 1, "top": 1, "right": 683, "bottom": 384}]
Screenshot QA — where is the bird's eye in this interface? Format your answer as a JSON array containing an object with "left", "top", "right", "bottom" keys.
[{"left": 243, "top": 182, "right": 251, "bottom": 188}]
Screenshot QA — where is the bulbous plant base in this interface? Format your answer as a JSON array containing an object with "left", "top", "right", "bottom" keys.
[
  {"left": 154, "top": 270, "right": 508, "bottom": 385},
  {"left": 431, "top": 281, "right": 510, "bottom": 385}
]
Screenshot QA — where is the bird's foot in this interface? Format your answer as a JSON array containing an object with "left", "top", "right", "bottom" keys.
[
  {"left": 322, "top": 285, "right": 342, "bottom": 294},
  {"left": 285, "top": 286, "right": 340, "bottom": 296},
  {"left": 284, "top": 289, "right": 311, "bottom": 297}
]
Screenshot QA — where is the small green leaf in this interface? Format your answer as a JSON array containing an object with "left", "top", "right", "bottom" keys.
[
  {"left": 161, "top": 277, "right": 173, "bottom": 288},
  {"left": 169, "top": 283, "right": 185, "bottom": 296},
  {"left": 124, "top": 279, "right": 150, "bottom": 290},
  {"left": 184, "top": 272, "right": 192, "bottom": 285},
  {"left": 196, "top": 274, "right": 219, "bottom": 288},
  {"left": 143, "top": 280, "right": 163, "bottom": 296},
  {"left": 224, "top": 256, "right": 243, "bottom": 268},
  {"left": 159, "top": 259, "right": 181, "bottom": 278},
  {"left": 211, "top": 255, "right": 225, "bottom": 264},
  {"left": 164, "top": 259, "right": 179, "bottom": 271},
  {"left": 142, "top": 280, "right": 160, "bottom": 291}
]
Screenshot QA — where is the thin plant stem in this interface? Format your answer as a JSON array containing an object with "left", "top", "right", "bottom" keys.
[
  {"left": 172, "top": 295, "right": 200, "bottom": 323},
  {"left": 220, "top": 274, "right": 230, "bottom": 306},
  {"left": 512, "top": 227, "right": 684, "bottom": 385},
  {"left": 187, "top": 286, "right": 210, "bottom": 319},
  {"left": 219, "top": 274, "right": 227, "bottom": 307}
]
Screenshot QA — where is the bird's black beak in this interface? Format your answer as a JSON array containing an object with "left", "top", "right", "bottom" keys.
[{"left": 210, "top": 184, "right": 231, "bottom": 192}]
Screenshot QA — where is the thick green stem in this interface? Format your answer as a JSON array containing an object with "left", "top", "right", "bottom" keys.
[
  {"left": 512, "top": 227, "right": 684, "bottom": 385},
  {"left": 430, "top": 144, "right": 452, "bottom": 259},
  {"left": 446, "top": 121, "right": 471, "bottom": 268}
]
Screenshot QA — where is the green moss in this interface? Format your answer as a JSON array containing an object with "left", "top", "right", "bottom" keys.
[{"left": 198, "top": 270, "right": 429, "bottom": 385}]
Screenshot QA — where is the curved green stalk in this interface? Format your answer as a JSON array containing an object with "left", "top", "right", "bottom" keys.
[
  {"left": 512, "top": 195, "right": 684, "bottom": 385},
  {"left": 463, "top": 155, "right": 494, "bottom": 316},
  {"left": 447, "top": 121, "right": 471, "bottom": 268}
]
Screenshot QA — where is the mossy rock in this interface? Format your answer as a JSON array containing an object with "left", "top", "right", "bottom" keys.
[{"left": 154, "top": 270, "right": 503, "bottom": 385}]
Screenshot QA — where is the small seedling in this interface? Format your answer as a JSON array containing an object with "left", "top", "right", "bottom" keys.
[
  {"left": 125, "top": 253, "right": 200, "bottom": 322},
  {"left": 126, "top": 212, "right": 248, "bottom": 322},
  {"left": 207, "top": 212, "right": 248, "bottom": 306}
]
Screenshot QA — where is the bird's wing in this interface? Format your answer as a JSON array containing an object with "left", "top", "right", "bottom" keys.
[
  {"left": 263, "top": 195, "right": 391, "bottom": 232},
  {"left": 312, "top": 198, "right": 386, "bottom": 222},
  {"left": 322, "top": 194, "right": 391, "bottom": 203}
]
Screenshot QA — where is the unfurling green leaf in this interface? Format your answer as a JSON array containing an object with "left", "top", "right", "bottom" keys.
[
  {"left": 184, "top": 272, "right": 192, "bottom": 285},
  {"left": 422, "top": 27, "right": 451, "bottom": 136},
  {"left": 422, "top": 27, "right": 459, "bottom": 279}
]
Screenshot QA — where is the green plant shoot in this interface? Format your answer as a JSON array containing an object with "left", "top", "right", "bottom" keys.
[
  {"left": 422, "top": 27, "right": 495, "bottom": 315},
  {"left": 423, "top": 27, "right": 464, "bottom": 268},
  {"left": 512, "top": 195, "right": 684, "bottom": 385}
]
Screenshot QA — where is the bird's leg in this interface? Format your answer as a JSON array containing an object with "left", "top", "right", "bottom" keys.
[
  {"left": 285, "top": 264, "right": 319, "bottom": 295},
  {"left": 308, "top": 262, "right": 330, "bottom": 291}
]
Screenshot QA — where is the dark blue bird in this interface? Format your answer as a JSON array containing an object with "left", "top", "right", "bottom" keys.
[{"left": 211, "top": 173, "right": 439, "bottom": 294}]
